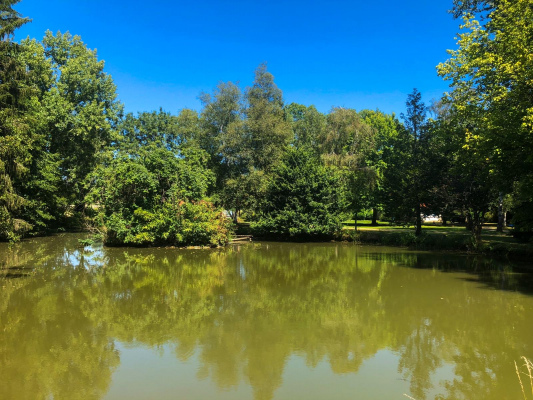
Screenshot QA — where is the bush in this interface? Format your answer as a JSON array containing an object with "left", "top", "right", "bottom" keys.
[
  {"left": 251, "top": 148, "right": 344, "bottom": 240},
  {"left": 104, "top": 199, "right": 232, "bottom": 247},
  {"left": 87, "top": 145, "right": 231, "bottom": 247}
]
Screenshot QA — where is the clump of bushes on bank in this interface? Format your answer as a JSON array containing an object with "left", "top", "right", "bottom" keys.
[
  {"left": 251, "top": 148, "right": 345, "bottom": 240},
  {"left": 103, "top": 199, "right": 231, "bottom": 247},
  {"left": 87, "top": 140, "right": 232, "bottom": 247}
]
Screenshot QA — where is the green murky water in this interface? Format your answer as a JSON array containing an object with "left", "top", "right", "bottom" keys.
[{"left": 1, "top": 234, "right": 533, "bottom": 400}]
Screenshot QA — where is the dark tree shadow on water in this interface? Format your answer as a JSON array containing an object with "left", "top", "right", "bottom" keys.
[
  {"left": 360, "top": 249, "right": 533, "bottom": 297},
  {"left": 0, "top": 266, "right": 34, "bottom": 279}
]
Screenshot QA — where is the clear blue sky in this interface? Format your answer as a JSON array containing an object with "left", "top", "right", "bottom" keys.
[{"left": 15, "top": 0, "right": 460, "bottom": 116}]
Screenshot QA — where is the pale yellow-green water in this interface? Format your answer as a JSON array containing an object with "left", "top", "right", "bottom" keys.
[{"left": 1, "top": 233, "right": 532, "bottom": 400}]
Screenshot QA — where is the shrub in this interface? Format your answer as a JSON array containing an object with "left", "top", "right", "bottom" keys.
[
  {"left": 87, "top": 146, "right": 231, "bottom": 247},
  {"left": 251, "top": 148, "right": 344, "bottom": 240}
]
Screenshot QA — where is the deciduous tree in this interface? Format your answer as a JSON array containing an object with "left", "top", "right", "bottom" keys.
[{"left": 245, "top": 63, "right": 291, "bottom": 171}]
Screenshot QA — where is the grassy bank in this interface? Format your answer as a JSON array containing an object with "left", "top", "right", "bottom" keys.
[
  {"left": 237, "top": 220, "right": 533, "bottom": 262},
  {"left": 343, "top": 222, "right": 533, "bottom": 261}
]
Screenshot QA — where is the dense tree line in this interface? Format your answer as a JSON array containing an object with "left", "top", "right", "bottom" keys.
[{"left": 1, "top": 0, "right": 532, "bottom": 246}]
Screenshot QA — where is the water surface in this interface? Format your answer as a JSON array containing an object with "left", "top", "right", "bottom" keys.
[{"left": 1, "top": 234, "right": 532, "bottom": 399}]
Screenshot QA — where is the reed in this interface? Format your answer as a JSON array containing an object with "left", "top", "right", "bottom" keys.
[{"left": 515, "top": 356, "right": 533, "bottom": 400}]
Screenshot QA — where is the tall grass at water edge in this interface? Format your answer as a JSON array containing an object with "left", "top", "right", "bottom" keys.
[{"left": 516, "top": 357, "right": 533, "bottom": 400}]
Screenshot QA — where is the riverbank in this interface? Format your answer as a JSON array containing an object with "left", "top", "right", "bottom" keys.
[
  {"left": 235, "top": 221, "right": 533, "bottom": 262},
  {"left": 343, "top": 223, "right": 533, "bottom": 262}
]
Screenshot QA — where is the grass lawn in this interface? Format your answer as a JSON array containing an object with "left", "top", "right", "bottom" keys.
[{"left": 341, "top": 220, "right": 533, "bottom": 260}]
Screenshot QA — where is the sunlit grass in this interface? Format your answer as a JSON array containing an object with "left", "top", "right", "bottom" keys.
[
  {"left": 340, "top": 220, "right": 533, "bottom": 258},
  {"left": 343, "top": 220, "right": 513, "bottom": 237}
]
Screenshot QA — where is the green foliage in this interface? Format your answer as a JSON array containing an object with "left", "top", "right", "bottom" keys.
[
  {"left": 252, "top": 148, "right": 345, "bottom": 239},
  {"left": 119, "top": 108, "right": 189, "bottom": 152},
  {"left": 104, "top": 199, "right": 231, "bottom": 247},
  {"left": 438, "top": 0, "right": 533, "bottom": 232},
  {"left": 450, "top": 0, "right": 497, "bottom": 19},
  {"left": 0, "top": 29, "right": 124, "bottom": 240},
  {"left": 198, "top": 64, "right": 293, "bottom": 221},
  {"left": 3, "top": 2, "right": 531, "bottom": 250},
  {"left": 285, "top": 102, "right": 326, "bottom": 152},
  {"left": 22, "top": 31, "right": 123, "bottom": 207},
  {"left": 199, "top": 81, "right": 247, "bottom": 180},
  {"left": 509, "top": 175, "right": 533, "bottom": 233},
  {"left": 245, "top": 63, "right": 292, "bottom": 171},
  {"left": 318, "top": 107, "right": 376, "bottom": 219},
  {"left": 86, "top": 111, "right": 229, "bottom": 247},
  {"left": 359, "top": 110, "right": 400, "bottom": 222},
  {"left": 219, "top": 168, "right": 267, "bottom": 222},
  {"left": 0, "top": 0, "right": 30, "bottom": 41},
  {"left": 0, "top": 1, "right": 33, "bottom": 240},
  {"left": 382, "top": 89, "right": 442, "bottom": 236}
]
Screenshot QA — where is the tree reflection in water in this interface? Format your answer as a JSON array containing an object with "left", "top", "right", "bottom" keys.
[{"left": 0, "top": 235, "right": 532, "bottom": 400}]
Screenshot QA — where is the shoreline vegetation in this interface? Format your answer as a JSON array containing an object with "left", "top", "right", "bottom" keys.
[
  {"left": 72, "top": 217, "right": 533, "bottom": 267},
  {"left": 343, "top": 223, "right": 533, "bottom": 263},
  {"left": 237, "top": 221, "right": 533, "bottom": 263},
  {"left": 2, "top": 1, "right": 533, "bottom": 257}
]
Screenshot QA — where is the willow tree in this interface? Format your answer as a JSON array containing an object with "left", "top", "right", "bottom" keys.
[
  {"left": 320, "top": 107, "right": 375, "bottom": 227},
  {"left": 360, "top": 110, "right": 400, "bottom": 225}
]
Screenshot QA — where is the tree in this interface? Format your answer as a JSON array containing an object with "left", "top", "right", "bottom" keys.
[
  {"left": 285, "top": 102, "right": 326, "bottom": 153},
  {"left": 382, "top": 124, "right": 417, "bottom": 224},
  {"left": 450, "top": 0, "right": 497, "bottom": 18},
  {"left": 0, "top": 0, "right": 32, "bottom": 240},
  {"left": 220, "top": 168, "right": 267, "bottom": 223},
  {"left": 86, "top": 113, "right": 229, "bottom": 246},
  {"left": 245, "top": 63, "right": 292, "bottom": 171},
  {"left": 429, "top": 104, "right": 495, "bottom": 244},
  {"left": 0, "top": 0, "right": 30, "bottom": 41},
  {"left": 251, "top": 147, "right": 345, "bottom": 239},
  {"left": 381, "top": 90, "right": 442, "bottom": 235},
  {"left": 401, "top": 89, "right": 429, "bottom": 236},
  {"left": 21, "top": 31, "right": 123, "bottom": 210},
  {"left": 420, "top": 103, "right": 458, "bottom": 226},
  {"left": 320, "top": 107, "right": 375, "bottom": 225},
  {"left": 359, "top": 110, "right": 400, "bottom": 225},
  {"left": 438, "top": 0, "right": 533, "bottom": 234},
  {"left": 119, "top": 109, "right": 182, "bottom": 153},
  {"left": 199, "top": 65, "right": 292, "bottom": 221},
  {"left": 199, "top": 81, "right": 246, "bottom": 181}
]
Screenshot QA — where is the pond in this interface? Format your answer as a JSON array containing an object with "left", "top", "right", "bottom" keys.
[{"left": 1, "top": 233, "right": 532, "bottom": 400}]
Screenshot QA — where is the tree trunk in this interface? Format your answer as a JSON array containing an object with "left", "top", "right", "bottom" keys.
[
  {"left": 415, "top": 203, "right": 422, "bottom": 236},
  {"left": 465, "top": 211, "right": 473, "bottom": 231},
  {"left": 371, "top": 208, "right": 378, "bottom": 226},
  {"left": 497, "top": 192, "right": 505, "bottom": 232},
  {"left": 472, "top": 210, "right": 483, "bottom": 247},
  {"left": 503, "top": 210, "right": 507, "bottom": 228}
]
